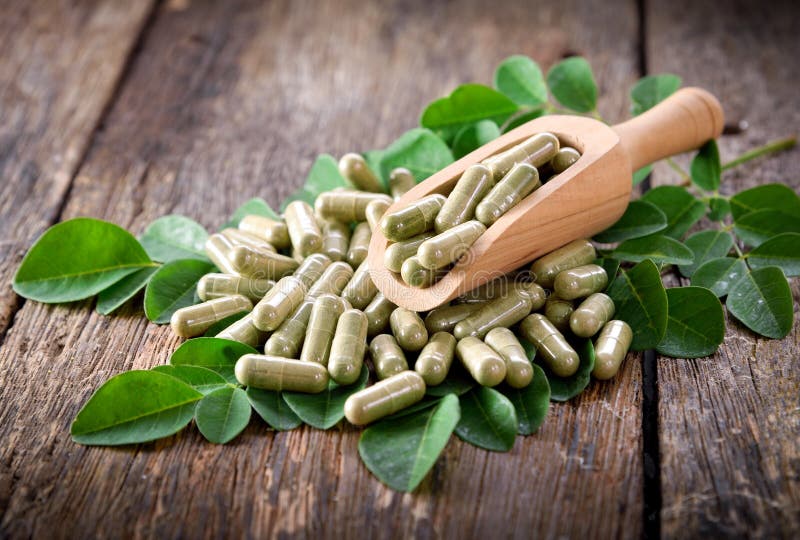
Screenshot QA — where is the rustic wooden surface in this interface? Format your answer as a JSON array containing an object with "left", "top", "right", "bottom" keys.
[{"left": 0, "top": 0, "right": 796, "bottom": 538}]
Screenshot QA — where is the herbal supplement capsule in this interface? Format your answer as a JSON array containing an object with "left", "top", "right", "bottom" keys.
[
  {"left": 369, "top": 334, "right": 409, "bottom": 380},
  {"left": 239, "top": 215, "right": 291, "bottom": 249},
  {"left": 551, "top": 147, "right": 581, "bottom": 173},
  {"left": 570, "top": 292, "right": 615, "bottom": 338},
  {"left": 530, "top": 239, "right": 597, "bottom": 289},
  {"left": 380, "top": 193, "right": 447, "bottom": 242},
  {"left": 217, "top": 313, "right": 268, "bottom": 348},
  {"left": 484, "top": 327, "right": 533, "bottom": 389},
  {"left": 518, "top": 282, "right": 547, "bottom": 311},
  {"left": 265, "top": 298, "right": 314, "bottom": 357},
  {"left": 481, "top": 132, "right": 560, "bottom": 180},
  {"left": 328, "top": 309, "right": 369, "bottom": 385},
  {"left": 554, "top": 264, "right": 608, "bottom": 300},
  {"left": 170, "top": 295, "right": 253, "bottom": 338},
  {"left": 308, "top": 261, "right": 354, "bottom": 297},
  {"left": 299, "top": 294, "right": 345, "bottom": 365},
  {"left": 252, "top": 276, "right": 307, "bottom": 331},
  {"left": 389, "top": 167, "right": 416, "bottom": 199},
  {"left": 383, "top": 232, "right": 435, "bottom": 273},
  {"left": 347, "top": 222, "right": 371, "bottom": 268},
  {"left": 400, "top": 256, "right": 443, "bottom": 288},
  {"left": 365, "top": 198, "right": 391, "bottom": 231},
  {"left": 434, "top": 164, "right": 494, "bottom": 233},
  {"left": 389, "top": 307, "right": 428, "bottom": 352},
  {"left": 321, "top": 220, "right": 351, "bottom": 262},
  {"left": 592, "top": 320, "right": 633, "bottom": 380},
  {"left": 284, "top": 200, "right": 323, "bottom": 256},
  {"left": 315, "top": 191, "right": 392, "bottom": 223},
  {"left": 344, "top": 371, "right": 426, "bottom": 425},
  {"left": 221, "top": 228, "right": 277, "bottom": 253},
  {"left": 228, "top": 245, "right": 300, "bottom": 280},
  {"left": 338, "top": 153, "right": 383, "bottom": 193},
  {"left": 415, "top": 332, "right": 456, "bottom": 386},
  {"left": 417, "top": 220, "right": 486, "bottom": 270},
  {"left": 456, "top": 274, "right": 516, "bottom": 303},
  {"left": 364, "top": 292, "right": 397, "bottom": 337},
  {"left": 456, "top": 336, "right": 507, "bottom": 387},
  {"left": 424, "top": 303, "right": 482, "bottom": 334},
  {"left": 519, "top": 314, "right": 579, "bottom": 377},
  {"left": 292, "top": 253, "right": 331, "bottom": 289},
  {"left": 197, "top": 273, "right": 274, "bottom": 302},
  {"left": 453, "top": 288, "right": 533, "bottom": 339},
  {"left": 235, "top": 354, "right": 329, "bottom": 393},
  {"left": 205, "top": 233, "right": 239, "bottom": 274},
  {"left": 474, "top": 163, "right": 541, "bottom": 226},
  {"left": 544, "top": 295, "right": 574, "bottom": 333},
  {"left": 341, "top": 262, "right": 378, "bottom": 310}
]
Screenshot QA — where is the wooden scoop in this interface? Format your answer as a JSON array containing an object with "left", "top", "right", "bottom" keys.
[{"left": 367, "top": 87, "right": 724, "bottom": 311}]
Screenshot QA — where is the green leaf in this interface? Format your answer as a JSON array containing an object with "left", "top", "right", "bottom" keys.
[
  {"left": 195, "top": 386, "right": 251, "bottom": 444},
  {"left": 246, "top": 388, "right": 303, "bottom": 431},
  {"left": 607, "top": 259, "right": 669, "bottom": 350},
  {"left": 420, "top": 84, "right": 518, "bottom": 142},
  {"left": 656, "top": 287, "right": 725, "bottom": 358},
  {"left": 493, "top": 55, "right": 547, "bottom": 107},
  {"left": 678, "top": 230, "right": 734, "bottom": 278},
  {"left": 203, "top": 312, "right": 248, "bottom": 337},
  {"left": 611, "top": 234, "right": 694, "bottom": 265},
  {"left": 595, "top": 258, "right": 621, "bottom": 290},
  {"left": 358, "top": 394, "right": 460, "bottom": 492},
  {"left": 283, "top": 366, "right": 369, "bottom": 429},
  {"left": 747, "top": 233, "right": 800, "bottom": 276},
  {"left": 729, "top": 183, "right": 800, "bottom": 221},
  {"left": 546, "top": 57, "right": 598, "bottom": 113},
  {"left": 690, "top": 257, "right": 748, "bottom": 297},
  {"left": 454, "top": 387, "right": 517, "bottom": 451},
  {"left": 501, "top": 364, "right": 550, "bottom": 435},
  {"left": 151, "top": 365, "right": 229, "bottom": 395},
  {"left": 280, "top": 187, "right": 316, "bottom": 210},
  {"left": 632, "top": 165, "right": 653, "bottom": 186},
  {"left": 727, "top": 266, "right": 793, "bottom": 339},
  {"left": 383, "top": 396, "right": 443, "bottom": 421},
  {"left": 71, "top": 370, "right": 202, "bottom": 445},
  {"left": 143, "top": 259, "right": 214, "bottom": 323},
  {"left": 13, "top": 218, "right": 154, "bottom": 303},
  {"left": 593, "top": 200, "right": 667, "bottom": 243},
  {"left": 690, "top": 140, "right": 721, "bottom": 192},
  {"left": 139, "top": 215, "right": 209, "bottom": 263},
  {"left": 96, "top": 266, "right": 159, "bottom": 315},
  {"left": 370, "top": 128, "right": 454, "bottom": 185},
  {"left": 452, "top": 120, "right": 501, "bottom": 159},
  {"left": 501, "top": 108, "right": 546, "bottom": 133},
  {"left": 630, "top": 74, "right": 681, "bottom": 115},
  {"left": 223, "top": 197, "right": 281, "bottom": 229},
  {"left": 641, "top": 186, "right": 706, "bottom": 239},
  {"left": 425, "top": 365, "right": 475, "bottom": 397},
  {"left": 281, "top": 154, "right": 352, "bottom": 211},
  {"left": 707, "top": 196, "right": 731, "bottom": 221},
  {"left": 169, "top": 337, "right": 258, "bottom": 384},
  {"left": 527, "top": 337, "right": 594, "bottom": 402},
  {"left": 733, "top": 209, "right": 800, "bottom": 247}
]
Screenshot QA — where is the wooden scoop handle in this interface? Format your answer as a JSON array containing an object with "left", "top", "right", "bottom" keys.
[{"left": 612, "top": 87, "right": 724, "bottom": 171}]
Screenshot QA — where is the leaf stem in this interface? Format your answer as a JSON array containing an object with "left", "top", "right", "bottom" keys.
[
  {"left": 666, "top": 157, "right": 690, "bottom": 181},
  {"left": 721, "top": 136, "right": 796, "bottom": 171}
]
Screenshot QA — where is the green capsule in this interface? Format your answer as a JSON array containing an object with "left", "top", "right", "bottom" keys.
[
  {"left": 474, "top": 163, "right": 541, "bottom": 225},
  {"left": 554, "top": 264, "right": 608, "bottom": 300},
  {"left": 216, "top": 313, "right": 268, "bottom": 348},
  {"left": 284, "top": 200, "right": 323, "bottom": 256},
  {"left": 197, "top": 273, "right": 274, "bottom": 302},
  {"left": 482, "top": 132, "right": 559, "bottom": 181},
  {"left": 338, "top": 153, "right": 383, "bottom": 193},
  {"left": 235, "top": 354, "right": 329, "bottom": 393},
  {"left": 369, "top": 334, "right": 409, "bottom": 380},
  {"left": 228, "top": 245, "right": 300, "bottom": 280},
  {"left": 389, "top": 167, "right": 416, "bottom": 200},
  {"left": 365, "top": 198, "right": 391, "bottom": 232},
  {"left": 315, "top": 191, "right": 392, "bottom": 223},
  {"left": 341, "top": 262, "right": 377, "bottom": 310},
  {"left": 238, "top": 215, "right": 291, "bottom": 249},
  {"left": 307, "top": 261, "right": 354, "bottom": 297},
  {"left": 453, "top": 288, "right": 533, "bottom": 339},
  {"left": 592, "top": 320, "right": 633, "bottom": 380},
  {"left": 252, "top": 276, "right": 307, "bottom": 331},
  {"left": 484, "top": 327, "right": 533, "bottom": 389},
  {"left": 347, "top": 222, "right": 371, "bottom": 268},
  {"left": 344, "top": 371, "right": 426, "bottom": 425},
  {"left": 321, "top": 220, "right": 351, "bottom": 262},
  {"left": 456, "top": 336, "right": 507, "bottom": 387},
  {"left": 400, "top": 256, "right": 444, "bottom": 288},
  {"left": 415, "top": 332, "right": 456, "bottom": 386},
  {"left": 389, "top": 307, "right": 428, "bottom": 352},
  {"left": 204, "top": 233, "right": 239, "bottom": 275},
  {"left": 519, "top": 314, "right": 579, "bottom": 377},
  {"left": 424, "top": 303, "right": 482, "bottom": 334},
  {"left": 328, "top": 309, "right": 369, "bottom": 385},
  {"left": 364, "top": 292, "right": 397, "bottom": 337},
  {"left": 418, "top": 220, "right": 486, "bottom": 270},
  {"left": 221, "top": 228, "right": 276, "bottom": 253},
  {"left": 292, "top": 253, "right": 331, "bottom": 289},
  {"left": 299, "top": 294, "right": 346, "bottom": 365},
  {"left": 570, "top": 292, "right": 615, "bottom": 338},
  {"left": 170, "top": 295, "right": 253, "bottom": 338},
  {"left": 544, "top": 295, "right": 574, "bottom": 333},
  {"left": 518, "top": 281, "right": 547, "bottom": 311},
  {"left": 456, "top": 274, "right": 517, "bottom": 303},
  {"left": 435, "top": 164, "right": 494, "bottom": 233},
  {"left": 265, "top": 298, "right": 314, "bottom": 358},
  {"left": 551, "top": 147, "right": 581, "bottom": 174},
  {"left": 380, "top": 194, "right": 446, "bottom": 242},
  {"left": 383, "top": 232, "right": 435, "bottom": 273},
  {"left": 530, "top": 239, "right": 597, "bottom": 289}
]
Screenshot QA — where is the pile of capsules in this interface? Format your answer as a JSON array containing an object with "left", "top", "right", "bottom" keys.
[{"left": 168, "top": 136, "right": 632, "bottom": 427}]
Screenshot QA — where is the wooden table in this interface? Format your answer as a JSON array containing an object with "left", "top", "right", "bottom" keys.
[{"left": 1, "top": 1, "right": 797, "bottom": 538}]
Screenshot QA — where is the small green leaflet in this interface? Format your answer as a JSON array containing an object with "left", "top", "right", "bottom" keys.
[
  {"left": 746, "top": 233, "right": 800, "bottom": 276},
  {"left": 707, "top": 197, "right": 731, "bottom": 221},
  {"left": 690, "top": 140, "right": 721, "bottom": 192},
  {"left": 501, "top": 364, "right": 550, "bottom": 435},
  {"left": 96, "top": 266, "right": 159, "bottom": 315},
  {"left": 420, "top": 84, "right": 519, "bottom": 143},
  {"left": 593, "top": 200, "right": 667, "bottom": 243},
  {"left": 151, "top": 365, "right": 229, "bottom": 395},
  {"left": 607, "top": 259, "right": 668, "bottom": 350},
  {"left": 169, "top": 337, "right": 258, "bottom": 384},
  {"left": 367, "top": 128, "right": 454, "bottom": 185},
  {"left": 690, "top": 257, "right": 748, "bottom": 297},
  {"left": 678, "top": 230, "right": 734, "bottom": 278},
  {"left": 223, "top": 197, "right": 281, "bottom": 229},
  {"left": 139, "top": 215, "right": 210, "bottom": 263},
  {"left": 595, "top": 258, "right": 620, "bottom": 291},
  {"left": 611, "top": 234, "right": 694, "bottom": 265},
  {"left": 729, "top": 183, "right": 800, "bottom": 221},
  {"left": 546, "top": 57, "right": 598, "bottom": 113},
  {"left": 727, "top": 266, "right": 793, "bottom": 339},
  {"left": 493, "top": 55, "right": 548, "bottom": 107},
  {"left": 246, "top": 388, "right": 302, "bottom": 431},
  {"left": 281, "top": 154, "right": 352, "bottom": 210},
  {"left": 630, "top": 74, "right": 681, "bottom": 115},
  {"left": 656, "top": 287, "right": 725, "bottom": 358},
  {"left": 733, "top": 210, "right": 800, "bottom": 247},
  {"left": 632, "top": 165, "right": 653, "bottom": 186},
  {"left": 455, "top": 387, "right": 517, "bottom": 452},
  {"left": 195, "top": 386, "right": 251, "bottom": 444},
  {"left": 144, "top": 259, "right": 214, "bottom": 323},
  {"left": 452, "top": 120, "right": 501, "bottom": 159},
  {"left": 640, "top": 185, "right": 706, "bottom": 239},
  {"left": 501, "top": 108, "right": 545, "bottom": 133},
  {"left": 283, "top": 366, "right": 369, "bottom": 429}
]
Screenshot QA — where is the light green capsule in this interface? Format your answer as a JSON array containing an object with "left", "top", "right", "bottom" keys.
[
  {"left": 307, "top": 261, "right": 354, "bottom": 297},
  {"left": 456, "top": 336, "right": 507, "bottom": 387},
  {"left": 252, "top": 276, "right": 307, "bottom": 331},
  {"left": 221, "top": 228, "right": 276, "bottom": 253},
  {"left": 570, "top": 292, "right": 615, "bottom": 338},
  {"left": 216, "top": 313, "right": 268, "bottom": 348},
  {"left": 321, "top": 220, "right": 351, "bottom": 262},
  {"left": 284, "top": 200, "right": 323, "bottom": 256},
  {"left": 551, "top": 147, "right": 581, "bottom": 173},
  {"left": 484, "top": 327, "right": 533, "bottom": 389},
  {"left": 554, "top": 264, "right": 608, "bottom": 300},
  {"left": 474, "top": 163, "right": 541, "bottom": 225},
  {"left": 383, "top": 232, "right": 435, "bottom": 273},
  {"left": 315, "top": 191, "right": 392, "bottom": 223},
  {"left": 453, "top": 288, "right": 533, "bottom": 339},
  {"left": 519, "top": 314, "right": 579, "bottom": 377},
  {"left": 344, "top": 371, "right": 426, "bottom": 425},
  {"left": 265, "top": 299, "right": 314, "bottom": 358},
  {"left": 341, "top": 262, "right": 377, "bottom": 310},
  {"left": 235, "top": 354, "right": 329, "bottom": 393},
  {"left": 299, "top": 294, "right": 346, "bottom": 365},
  {"left": 456, "top": 274, "right": 517, "bottom": 303},
  {"left": 380, "top": 194, "right": 446, "bottom": 242},
  {"left": 369, "top": 334, "right": 409, "bottom": 380},
  {"left": 435, "top": 164, "right": 494, "bottom": 233},
  {"left": 292, "top": 253, "right": 331, "bottom": 289},
  {"left": 364, "top": 292, "right": 397, "bottom": 337},
  {"left": 197, "top": 273, "right": 274, "bottom": 302},
  {"left": 418, "top": 220, "right": 486, "bottom": 270},
  {"left": 482, "top": 132, "right": 560, "bottom": 181},
  {"left": 389, "top": 167, "right": 416, "bottom": 200},
  {"left": 365, "top": 198, "right": 391, "bottom": 231},
  {"left": 328, "top": 309, "right": 369, "bottom": 385},
  {"left": 530, "top": 239, "right": 597, "bottom": 289},
  {"left": 544, "top": 295, "right": 574, "bottom": 333},
  {"left": 389, "top": 307, "right": 428, "bottom": 352},
  {"left": 228, "top": 245, "right": 300, "bottom": 280},
  {"left": 592, "top": 320, "right": 633, "bottom": 380},
  {"left": 238, "top": 215, "right": 291, "bottom": 250},
  {"left": 415, "top": 332, "right": 456, "bottom": 386},
  {"left": 170, "top": 295, "right": 253, "bottom": 338},
  {"left": 424, "top": 303, "right": 482, "bottom": 334},
  {"left": 338, "top": 153, "right": 383, "bottom": 193},
  {"left": 517, "top": 281, "right": 547, "bottom": 311},
  {"left": 205, "top": 233, "right": 239, "bottom": 275},
  {"left": 347, "top": 222, "right": 371, "bottom": 268},
  {"left": 400, "top": 256, "right": 444, "bottom": 288}
]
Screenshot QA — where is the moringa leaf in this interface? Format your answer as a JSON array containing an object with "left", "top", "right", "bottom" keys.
[
  {"left": 143, "top": 259, "right": 215, "bottom": 323},
  {"left": 223, "top": 197, "right": 281, "bottom": 229},
  {"left": 494, "top": 55, "right": 548, "bottom": 107},
  {"left": 606, "top": 259, "right": 668, "bottom": 350},
  {"left": 630, "top": 74, "right": 681, "bottom": 115},
  {"left": 139, "top": 215, "right": 209, "bottom": 263},
  {"left": 707, "top": 196, "right": 731, "bottom": 221},
  {"left": 420, "top": 84, "right": 518, "bottom": 143},
  {"left": 690, "top": 257, "right": 748, "bottom": 298},
  {"left": 368, "top": 128, "right": 454, "bottom": 185},
  {"left": 283, "top": 366, "right": 368, "bottom": 429},
  {"left": 593, "top": 200, "right": 667, "bottom": 243},
  {"left": 678, "top": 230, "right": 734, "bottom": 277},
  {"left": 641, "top": 185, "right": 706, "bottom": 239},
  {"left": 746, "top": 233, "right": 800, "bottom": 276},
  {"left": 733, "top": 210, "right": 800, "bottom": 247},
  {"left": 727, "top": 266, "right": 793, "bottom": 339},
  {"left": 195, "top": 386, "right": 251, "bottom": 444},
  {"left": 632, "top": 165, "right": 653, "bottom": 186},
  {"left": 452, "top": 120, "right": 501, "bottom": 159},
  {"left": 281, "top": 154, "right": 352, "bottom": 210},
  {"left": 690, "top": 140, "right": 721, "bottom": 192},
  {"left": 501, "top": 364, "right": 550, "bottom": 435},
  {"left": 246, "top": 388, "right": 302, "bottom": 431},
  {"left": 656, "top": 286, "right": 725, "bottom": 358},
  {"left": 546, "top": 57, "right": 597, "bottom": 113},
  {"left": 501, "top": 108, "right": 546, "bottom": 133},
  {"left": 169, "top": 337, "right": 258, "bottom": 384},
  {"left": 151, "top": 365, "right": 229, "bottom": 395},
  {"left": 96, "top": 266, "right": 159, "bottom": 315},
  {"left": 455, "top": 387, "right": 517, "bottom": 451},
  {"left": 611, "top": 234, "right": 694, "bottom": 265},
  {"left": 531, "top": 338, "right": 595, "bottom": 402},
  {"left": 729, "top": 183, "right": 800, "bottom": 221}
]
